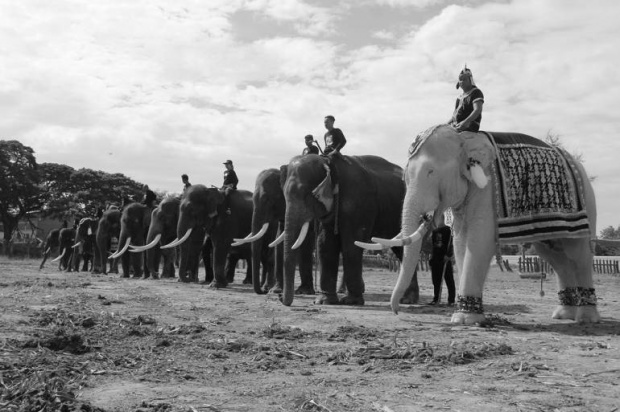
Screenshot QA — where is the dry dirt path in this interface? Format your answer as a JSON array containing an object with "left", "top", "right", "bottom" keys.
[{"left": 1, "top": 257, "right": 619, "bottom": 412}]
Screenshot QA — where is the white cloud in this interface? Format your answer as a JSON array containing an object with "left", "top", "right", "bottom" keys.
[{"left": 1, "top": 0, "right": 619, "bottom": 230}]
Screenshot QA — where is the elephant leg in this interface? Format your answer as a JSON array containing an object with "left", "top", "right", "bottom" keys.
[
  {"left": 131, "top": 252, "right": 143, "bottom": 278},
  {"left": 202, "top": 240, "right": 213, "bottom": 284},
  {"left": 296, "top": 235, "right": 315, "bottom": 295},
  {"left": 339, "top": 242, "right": 365, "bottom": 306},
  {"left": 243, "top": 259, "right": 252, "bottom": 285},
  {"left": 399, "top": 269, "right": 420, "bottom": 305},
  {"left": 178, "top": 243, "right": 190, "bottom": 282},
  {"left": 210, "top": 244, "right": 229, "bottom": 289},
  {"left": 314, "top": 229, "right": 340, "bottom": 305},
  {"left": 225, "top": 255, "right": 239, "bottom": 284},
  {"left": 535, "top": 238, "right": 600, "bottom": 323},
  {"left": 269, "top": 241, "right": 284, "bottom": 294},
  {"left": 450, "top": 220, "right": 495, "bottom": 325},
  {"left": 121, "top": 254, "right": 131, "bottom": 278}
]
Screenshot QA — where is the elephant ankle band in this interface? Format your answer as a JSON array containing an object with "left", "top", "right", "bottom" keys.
[
  {"left": 456, "top": 295, "right": 484, "bottom": 314},
  {"left": 558, "top": 287, "right": 597, "bottom": 306}
]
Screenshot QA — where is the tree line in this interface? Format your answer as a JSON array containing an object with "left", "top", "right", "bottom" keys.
[{"left": 0, "top": 139, "right": 155, "bottom": 252}]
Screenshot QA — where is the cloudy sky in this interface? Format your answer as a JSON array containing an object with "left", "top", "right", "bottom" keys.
[{"left": 2, "top": 0, "right": 618, "bottom": 234}]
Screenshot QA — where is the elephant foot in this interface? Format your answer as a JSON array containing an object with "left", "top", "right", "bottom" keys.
[
  {"left": 450, "top": 312, "right": 486, "bottom": 325},
  {"left": 399, "top": 286, "right": 420, "bottom": 305},
  {"left": 314, "top": 293, "right": 339, "bottom": 305},
  {"left": 209, "top": 280, "right": 228, "bottom": 289},
  {"left": 295, "top": 285, "right": 316, "bottom": 295},
  {"left": 269, "top": 284, "right": 283, "bottom": 294},
  {"left": 242, "top": 277, "right": 252, "bottom": 285},
  {"left": 575, "top": 306, "right": 601, "bottom": 324},
  {"left": 339, "top": 294, "right": 365, "bottom": 306},
  {"left": 121, "top": 274, "right": 130, "bottom": 279},
  {"left": 552, "top": 305, "right": 577, "bottom": 320}
]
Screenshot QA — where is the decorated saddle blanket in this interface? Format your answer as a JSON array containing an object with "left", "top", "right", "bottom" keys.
[{"left": 480, "top": 131, "right": 591, "bottom": 244}]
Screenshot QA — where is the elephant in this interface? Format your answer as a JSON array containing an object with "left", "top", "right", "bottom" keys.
[
  {"left": 69, "top": 217, "right": 98, "bottom": 272},
  {"left": 130, "top": 195, "right": 211, "bottom": 280},
  {"left": 233, "top": 167, "right": 316, "bottom": 295},
  {"left": 365, "top": 125, "right": 600, "bottom": 324},
  {"left": 280, "top": 153, "right": 414, "bottom": 307},
  {"left": 51, "top": 227, "right": 76, "bottom": 271},
  {"left": 93, "top": 207, "right": 121, "bottom": 275},
  {"left": 39, "top": 227, "right": 61, "bottom": 270},
  {"left": 110, "top": 202, "right": 153, "bottom": 278},
  {"left": 162, "top": 185, "right": 254, "bottom": 288}
]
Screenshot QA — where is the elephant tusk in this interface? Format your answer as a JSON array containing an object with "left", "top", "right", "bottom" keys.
[
  {"left": 129, "top": 233, "right": 161, "bottom": 253},
  {"left": 292, "top": 221, "right": 310, "bottom": 250},
  {"left": 161, "top": 228, "right": 193, "bottom": 249},
  {"left": 51, "top": 248, "right": 66, "bottom": 262},
  {"left": 354, "top": 241, "right": 389, "bottom": 251},
  {"left": 110, "top": 237, "right": 132, "bottom": 259},
  {"left": 233, "top": 222, "right": 269, "bottom": 245},
  {"left": 44, "top": 247, "right": 51, "bottom": 255},
  {"left": 72, "top": 241, "right": 83, "bottom": 249},
  {"left": 269, "top": 231, "right": 285, "bottom": 248},
  {"left": 372, "top": 225, "right": 428, "bottom": 247}
]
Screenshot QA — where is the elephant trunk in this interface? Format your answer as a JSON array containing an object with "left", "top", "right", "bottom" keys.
[
  {"left": 390, "top": 199, "right": 428, "bottom": 314},
  {"left": 251, "top": 221, "right": 268, "bottom": 294},
  {"left": 282, "top": 214, "right": 308, "bottom": 306}
]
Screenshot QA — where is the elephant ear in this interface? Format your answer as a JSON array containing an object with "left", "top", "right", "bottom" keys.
[
  {"left": 460, "top": 133, "right": 495, "bottom": 189},
  {"left": 279, "top": 165, "right": 288, "bottom": 189}
]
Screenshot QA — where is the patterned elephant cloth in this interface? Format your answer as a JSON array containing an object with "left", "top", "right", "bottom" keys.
[{"left": 482, "top": 131, "right": 591, "bottom": 244}]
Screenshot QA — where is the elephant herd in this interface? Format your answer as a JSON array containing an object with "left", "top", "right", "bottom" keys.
[{"left": 40, "top": 124, "right": 603, "bottom": 325}]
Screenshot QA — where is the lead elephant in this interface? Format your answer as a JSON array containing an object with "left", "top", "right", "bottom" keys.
[
  {"left": 280, "top": 154, "right": 413, "bottom": 306},
  {"left": 367, "top": 125, "right": 600, "bottom": 324},
  {"left": 233, "top": 167, "right": 315, "bottom": 295},
  {"left": 162, "top": 185, "right": 253, "bottom": 288}
]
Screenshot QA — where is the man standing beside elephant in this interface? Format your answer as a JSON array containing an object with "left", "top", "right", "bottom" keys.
[
  {"left": 323, "top": 115, "right": 346, "bottom": 155},
  {"left": 428, "top": 214, "right": 455, "bottom": 306},
  {"left": 449, "top": 66, "right": 484, "bottom": 132}
]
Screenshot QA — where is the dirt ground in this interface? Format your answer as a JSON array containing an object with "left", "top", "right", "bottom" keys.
[{"left": 1, "top": 257, "right": 619, "bottom": 412}]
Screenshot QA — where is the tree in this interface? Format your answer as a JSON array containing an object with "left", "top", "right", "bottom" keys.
[
  {"left": 599, "top": 225, "right": 620, "bottom": 239},
  {"left": 0, "top": 140, "right": 42, "bottom": 254}
]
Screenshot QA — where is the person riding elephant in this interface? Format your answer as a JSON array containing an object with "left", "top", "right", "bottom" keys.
[
  {"left": 280, "top": 153, "right": 415, "bottom": 307},
  {"left": 364, "top": 124, "right": 600, "bottom": 324},
  {"left": 161, "top": 185, "right": 254, "bottom": 288},
  {"left": 232, "top": 167, "right": 316, "bottom": 295},
  {"left": 109, "top": 202, "right": 153, "bottom": 278}
]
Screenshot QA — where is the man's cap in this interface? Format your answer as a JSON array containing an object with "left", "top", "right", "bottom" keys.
[
  {"left": 456, "top": 65, "right": 474, "bottom": 89},
  {"left": 324, "top": 115, "right": 335, "bottom": 121},
  {"left": 304, "top": 134, "right": 314, "bottom": 140},
  {"left": 223, "top": 159, "right": 233, "bottom": 165}
]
